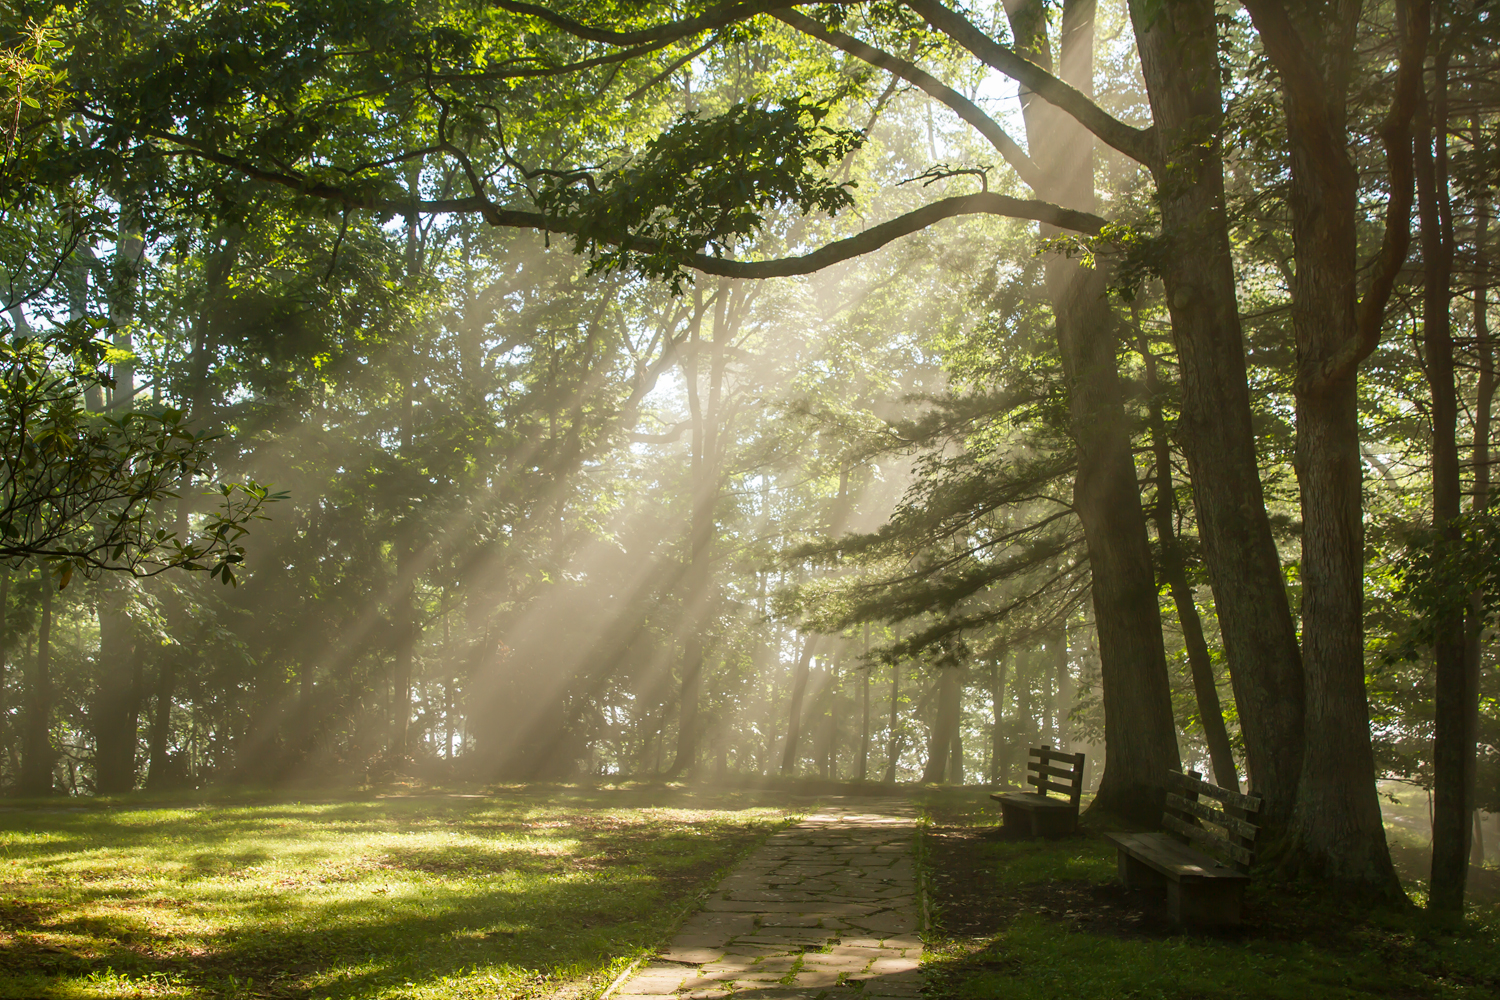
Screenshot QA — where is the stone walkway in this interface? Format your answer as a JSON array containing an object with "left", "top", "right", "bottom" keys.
[{"left": 612, "top": 801, "right": 923, "bottom": 1000}]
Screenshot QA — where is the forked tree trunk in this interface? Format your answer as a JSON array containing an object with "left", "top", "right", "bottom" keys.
[
  {"left": 1240, "top": 0, "right": 1426, "bottom": 891},
  {"left": 1006, "top": 0, "right": 1179, "bottom": 825},
  {"left": 1130, "top": 0, "right": 1303, "bottom": 825}
]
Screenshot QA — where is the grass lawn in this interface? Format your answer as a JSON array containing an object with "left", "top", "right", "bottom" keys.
[
  {"left": 0, "top": 784, "right": 801, "bottom": 1000},
  {"left": 916, "top": 788, "right": 1500, "bottom": 1000}
]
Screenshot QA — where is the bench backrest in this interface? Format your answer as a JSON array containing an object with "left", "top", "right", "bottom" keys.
[
  {"left": 1025, "top": 746, "right": 1085, "bottom": 806},
  {"left": 1161, "top": 770, "right": 1263, "bottom": 873}
]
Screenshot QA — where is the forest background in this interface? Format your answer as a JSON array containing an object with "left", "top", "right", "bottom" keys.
[{"left": 0, "top": 0, "right": 1497, "bottom": 910}]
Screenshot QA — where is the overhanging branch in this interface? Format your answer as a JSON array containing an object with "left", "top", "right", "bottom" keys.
[
  {"left": 903, "top": 0, "right": 1158, "bottom": 169},
  {"left": 774, "top": 10, "right": 1046, "bottom": 192}
]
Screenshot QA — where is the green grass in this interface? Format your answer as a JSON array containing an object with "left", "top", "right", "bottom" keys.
[
  {"left": 917, "top": 787, "right": 1500, "bottom": 1000},
  {"left": 0, "top": 785, "right": 801, "bottom": 1000}
]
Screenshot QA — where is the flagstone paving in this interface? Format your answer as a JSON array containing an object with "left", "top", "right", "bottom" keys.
[{"left": 610, "top": 801, "right": 923, "bottom": 1000}]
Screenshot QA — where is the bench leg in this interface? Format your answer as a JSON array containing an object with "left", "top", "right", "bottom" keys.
[
  {"left": 999, "top": 801, "right": 1021, "bottom": 836},
  {"left": 1117, "top": 848, "right": 1165, "bottom": 889},
  {"left": 1033, "top": 808, "right": 1078, "bottom": 838},
  {"left": 1167, "top": 879, "right": 1245, "bottom": 927}
]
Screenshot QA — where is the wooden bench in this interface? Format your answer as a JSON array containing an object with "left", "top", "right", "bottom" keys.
[
  {"left": 990, "top": 746, "right": 1085, "bottom": 838},
  {"left": 1105, "top": 770, "right": 1262, "bottom": 927}
]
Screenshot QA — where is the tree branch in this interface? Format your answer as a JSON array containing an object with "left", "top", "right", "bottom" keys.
[
  {"left": 773, "top": 10, "right": 1045, "bottom": 192},
  {"left": 491, "top": 0, "right": 848, "bottom": 46},
  {"left": 148, "top": 133, "right": 1104, "bottom": 277},
  {"left": 902, "top": 0, "right": 1158, "bottom": 169}
]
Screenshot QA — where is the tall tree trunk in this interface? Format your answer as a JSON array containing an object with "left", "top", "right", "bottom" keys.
[
  {"left": 780, "top": 635, "right": 821, "bottom": 774},
  {"left": 1241, "top": 0, "right": 1428, "bottom": 891},
  {"left": 21, "top": 566, "right": 54, "bottom": 796},
  {"left": 1421, "top": 35, "right": 1472, "bottom": 912},
  {"left": 1006, "top": 0, "right": 1179, "bottom": 824},
  {"left": 1130, "top": 0, "right": 1304, "bottom": 827},
  {"left": 1137, "top": 322, "right": 1240, "bottom": 787}
]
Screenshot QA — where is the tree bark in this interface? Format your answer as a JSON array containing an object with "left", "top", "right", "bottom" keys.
[
  {"left": 21, "top": 566, "right": 55, "bottom": 796},
  {"left": 1006, "top": 0, "right": 1180, "bottom": 825},
  {"left": 1130, "top": 0, "right": 1302, "bottom": 823},
  {"left": 1421, "top": 36, "right": 1472, "bottom": 911}
]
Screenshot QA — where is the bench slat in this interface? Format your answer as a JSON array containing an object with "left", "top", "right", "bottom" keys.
[
  {"left": 1162, "top": 813, "right": 1253, "bottom": 868},
  {"left": 1106, "top": 831, "right": 1249, "bottom": 881},
  {"left": 1026, "top": 775, "right": 1077, "bottom": 796},
  {"left": 1029, "top": 747, "right": 1084, "bottom": 764},
  {"left": 1028, "top": 762, "right": 1082, "bottom": 782},
  {"left": 991, "top": 791, "right": 1076, "bottom": 810},
  {"left": 1165, "top": 792, "right": 1258, "bottom": 840},
  {"left": 1167, "top": 771, "right": 1262, "bottom": 813}
]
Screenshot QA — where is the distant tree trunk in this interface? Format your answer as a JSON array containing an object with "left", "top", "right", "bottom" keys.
[
  {"left": 1421, "top": 44, "right": 1473, "bottom": 912},
  {"left": 1130, "top": 0, "right": 1304, "bottom": 828},
  {"left": 947, "top": 703, "right": 963, "bottom": 785},
  {"left": 921, "top": 665, "right": 961, "bottom": 783},
  {"left": 21, "top": 566, "right": 55, "bottom": 796},
  {"left": 1006, "top": 0, "right": 1179, "bottom": 824},
  {"left": 825, "top": 655, "right": 840, "bottom": 779},
  {"left": 0, "top": 572, "right": 7, "bottom": 766},
  {"left": 145, "top": 658, "right": 177, "bottom": 788},
  {"left": 780, "top": 635, "right": 820, "bottom": 774},
  {"left": 392, "top": 172, "right": 426, "bottom": 761},
  {"left": 989, "top": 654, "right": 1009, "bottom": 785},
  {"left": 857, "top": 659, "right": 871, "bottom": 781},
  {"left": 1137, "top": 322, "right": 1239, "bottom": 788},
  {"left": 670, "top": 284, "right": 734, "bottom": 776},
  {"left": 1466, "top": 183, "right": 1494, "bottom": 874},
  {"left": 882, "top": 659, "right": 901, "bottom": 783},
  {"left": 93, "top": 204, "right": 145, "bottom": 795},
  {"left": 94, "top": 579, "right": 141, "bottom": 793}
]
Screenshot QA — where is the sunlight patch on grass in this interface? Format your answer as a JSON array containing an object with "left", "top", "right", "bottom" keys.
[{"left": 0, "top": 787, "right": 799, "bottom": 999}]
